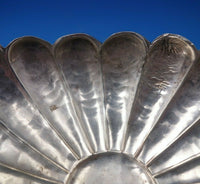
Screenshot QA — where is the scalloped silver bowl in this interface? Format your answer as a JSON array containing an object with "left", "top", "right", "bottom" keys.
[{"left": 0, "top": 32, "right": 199, "bottom": 184}]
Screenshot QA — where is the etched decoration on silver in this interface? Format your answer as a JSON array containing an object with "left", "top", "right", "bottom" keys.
[{"left": 0, "top": 32, "right": 199, "bottom": 184}]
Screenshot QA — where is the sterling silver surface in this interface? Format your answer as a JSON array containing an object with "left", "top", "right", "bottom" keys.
[{"left": 0, "top": 32, "right": 199, "bottom": 184}]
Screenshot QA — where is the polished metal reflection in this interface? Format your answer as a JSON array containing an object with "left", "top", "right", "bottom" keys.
[{"left": 0, "top": 32, "right": 199, "bottom": 184}]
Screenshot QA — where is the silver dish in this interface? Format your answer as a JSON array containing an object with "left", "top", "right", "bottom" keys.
[{"left": 0, "top": 32, "right": 199, "bottom": 184}]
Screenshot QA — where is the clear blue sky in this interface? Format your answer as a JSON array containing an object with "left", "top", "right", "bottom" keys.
[{"left": 0, "top": 0, "right": 200, "bottom": 48}]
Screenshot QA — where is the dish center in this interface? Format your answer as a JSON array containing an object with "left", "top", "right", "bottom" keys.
[{"left": 66, "top": 152, "right": 155, "bottom": 184}]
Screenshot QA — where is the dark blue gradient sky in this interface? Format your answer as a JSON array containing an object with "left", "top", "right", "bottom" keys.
[{"left": 0, "top": 0, "right": 200, "bottom": 48}]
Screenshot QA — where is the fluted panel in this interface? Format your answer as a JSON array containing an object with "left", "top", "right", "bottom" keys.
[
  {"left": 124, "top": 34, "right": 197, "bottom": 156},
  {"left": 0, "top": 165, "right": 54, "bottom": 184},
  {"left": 101, "top": 32, "right": 148, "bottom": 151},
  {"left": 149, "top": 120, "right": 200, "bottom": 176},
  {"left": 155, "top": 157, "right": 200, "bottom": 184},
  {"left": 54, "top": 34, "right": 107, "bottom": 153},
  {"left": 0, "top": 123, "right": 67, "bottom": 184}
]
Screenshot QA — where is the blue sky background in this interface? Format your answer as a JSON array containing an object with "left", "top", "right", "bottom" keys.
[{"left": 0, "top": 0, "right": 200, "bottom": 48}]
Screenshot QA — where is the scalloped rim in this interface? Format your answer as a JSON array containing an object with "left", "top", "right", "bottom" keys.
[
  {"left": 1, "top": 32, "right": 197, "bottom": 51},
  {"left": 3, "top": 32, "right": 198, "bottom": 67}
]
